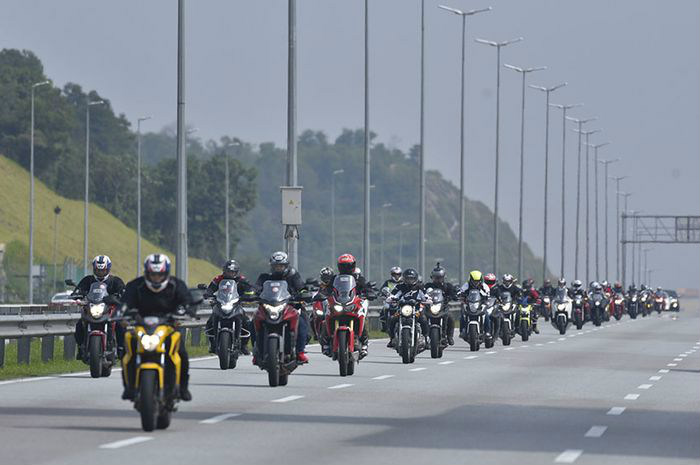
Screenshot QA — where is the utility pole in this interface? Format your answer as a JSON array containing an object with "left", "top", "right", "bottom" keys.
[
  {"left": 599, "top": 158, "right": 618, "bottom": 280},
  {"left": 588, "top": 142, "right": 610, "bottom": 280},
  {"left": 84, "top": 98, "right": 105, "bottom": 277},
  {"left": 573, "top": 127, "right": 600, "bottom": 284},
  {"left": 175, "top": 0, "right": 188, "bottom": 282},
  {"left": 610, "top": 176, "right": 627, "bottom": 281},
  {"left": 363, "top": 0, "right": 370, "bottom": 279}
]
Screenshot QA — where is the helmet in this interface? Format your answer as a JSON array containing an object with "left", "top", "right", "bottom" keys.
[
  {"left": 502, "top": 274, "right": 514, "bottom": 288},
  {"left": 337, "top": 253, "right": 356, "bottom": 275},
  {"left": 484, "top": 273, "right": 497, "bottom": 289},
  {"left": 558, "top": 278, "right": 567, "bottom": 287},
  {"left": 656, "top": 286, "right": 662, "bottom": 292},
  {"left": 92, "top": 255, "right": 112, "bottom": 281},
  {"left": 403, "top": 268, "right": 419, "bottom": 286},
  {"left": 430, "top": 263, "right": 446, "bottom": 284},
  {"left": 640, "top": 284, "right": 647, "bottom": 291},
  {"left": 602, "top": 280, "right": 610, "bottom": 288},
  {"left": 390, "top": 266, "right": 402, "bottom": 282},
  {"left": 269, "top": 251, "right": 289, "bottom": 275},
  {"left": 592, "top": 281, "right": 602, "bottom": 292},
  {"left": 353, "top": 267, "right": 362, "bottom": 277},
  {"left": 144, "top": 253, "right": 171, "bottom": 292},
  {"left": 469, "top": 270, "right": 483, "bottom": 288},
  {"left": 319, "top": 266, "right": 334, "bottom": 284},
  {"left": 222, "top": 259, "right": 240, "bottom": 279},
  {"left": 572, "top": 279, "right": 583, "bottom": 290},
  {"left": 543, "top": 279, "right": 551, "bottom": 287},
  {"left": 614, "top": 281, "right": 622, "bottom": 289},
  {"left": 523, "top": 278, "right": 534, "bottom": 290}
]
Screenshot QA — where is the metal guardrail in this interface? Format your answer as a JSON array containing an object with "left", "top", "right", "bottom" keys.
[{"left": 0, "top": 302, "right": 461, "bottom": 368}]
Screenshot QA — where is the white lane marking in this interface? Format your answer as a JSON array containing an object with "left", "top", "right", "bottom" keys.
[
  {"left": 548, "top": 341, "right": 556, "bottom": 344},
  {"left": 0, "top": 376, "right": 54, "bottom": 386},
  {"left": 667, "top": 363, "right": 678, "bottom": 367},
  {"left": 568, "top": 334, "right": 575, "bottom": 337},
  {"left": 558, "top": 337, "right": 566, "bottom": 341},
  {"left": 438, "top": 361, "right": 454, "bottom": 365},
  {"left": 673, "top": 358, "right": 683, "bottom": 362},
  {"left": 100, "top": 436, "right": 153, "bottom": 449},
  {"left": 328, "top": 383, "right": 353, "bottom": 390},
  {"left": 504, "top": 347, "right": 514, "bottom": 351},
  {"left": 658, "top": 369, "right": 670, "bottom": 373},
  {"left": 409, "top": 367, "right": 427, "bottom": 372},
  {"left": 271, "top": 395, "right": 304, "bottom": 403},
  {"left": 485, "top": 351, "right": 497, "bottom": 354},
  {"left": 607, "top": 407, "right": 625, "bottom": 415},
  {"left": 638, "top": 384, "right": 652, "bottom": 390},
  {"left": 521, "top": 345, "right": 530, "bottom": 348},
  {"left": 536, "top": 343, "right": 543, "bottom": 346},
  {"left": 585, "top": 425, "right": 608, "bottom": 438},
  {"left": 679, "top": 354, "right": 688, "bottom": 357},
  {"left": 372, "top": 375, "right": 394, "bottom": 380},
  {"left": 624, "top": 394, "right": 640, "bottom": 400},
  {"left": 464, "top": 355, "right": 478, "bottom": 360},
  {"left": 649, "top": 376, "right": 662, "bottom": 381},
  {"left": 555, "top": 449, "right": 583, "bottom": 463},
  {"left": 200, "top": 413, "right": 240, "bottom": 424}
]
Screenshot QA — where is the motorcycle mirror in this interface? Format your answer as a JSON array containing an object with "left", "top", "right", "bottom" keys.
[
  {"left": 65, "top": 279, "right": 76, "bottom": 287},
  {"left": 189, "top": 289, "right": 204, "bottom": 306},
  {"left": 196, "top": 283, "right": 207, "bottom": 290}
]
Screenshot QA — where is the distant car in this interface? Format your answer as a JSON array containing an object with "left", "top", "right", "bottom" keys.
[
  {"left": 665, "top": 290, "right": 680, "bottom": 312},
  {"left": 48, "top": 290, "right": 78, "bottom": 309}
]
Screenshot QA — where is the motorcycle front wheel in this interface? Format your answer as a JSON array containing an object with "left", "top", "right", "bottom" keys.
[
  {"left": 218, "top": 332, "right": 232, "bottom": 370},
  {"left": 267, "top": 337, "right": 280, "bottom": 387},
  {"left": 88, "top": 336, "right": 102, "bottom": 379},
  {"left": 520, "top": 320, "right": 530, "bottom": 342},
  {"left": 429, "top": 327, "right": 441, "bottom": 359},
  {"left": 468, "top": 325, "right": 479, "bottom": 352},
  {"left": 338, "top": 330, "right": 350, "bottom": 376},
  {"left": 139, "top": 370, "right": 158, "bottom": 432},
  {"left": 400, "top": 328, "right": 412, "bottom": 364}
]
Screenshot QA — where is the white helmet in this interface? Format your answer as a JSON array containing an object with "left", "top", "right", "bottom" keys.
[{"left": 144, "top": 253, "right": 171, "bottom": 293}]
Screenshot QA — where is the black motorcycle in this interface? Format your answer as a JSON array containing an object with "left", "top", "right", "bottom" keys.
[
  {"left": 498, "top": 291, "right": 516, "bottom": 346},
  {"left": 572, "top": 293, "right": 585, "bottom": 330},
  {"left": 424, "top": 287, "right": 449, "bottom": 358},
  {"left": 208, "top": 279, "right": 248, "bottom": 370},
  {"left": 590, "top": 292, "right": 606, "bottom": 327},
  {"left": 391, "top": 290, "right": 426, "bottom": 364},
  {"left": 626, "top": 291, "right": 639, "bottom": 319},
  {"left": 460, "top": 289, "right": 492, "bottom": 351}
]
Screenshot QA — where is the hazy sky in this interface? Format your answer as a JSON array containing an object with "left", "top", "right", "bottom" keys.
[{"left": 3, "top": 0, "right": 699, "bottom": 289}]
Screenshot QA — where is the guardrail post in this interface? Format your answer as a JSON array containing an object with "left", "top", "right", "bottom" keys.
[
  {"left": 41, "top": 336, "right": 55, "bottom": 362},
  {"left": 0, "top": 338, "right": 5, "bottom": 368},
  {"left": 191, "top": 327, "right": 201, "bottom": 346},
  {"left": 17, "top": 337, "right": 31, "bottom": 364},
  {"left": 63, "top": 336, "right": 76, "bottom": 361}
]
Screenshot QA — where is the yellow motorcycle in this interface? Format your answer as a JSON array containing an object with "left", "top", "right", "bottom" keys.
[
  {"left": 517, "top": 302, "right": 533, "bottom": 342},
  {"left": 122, "top": 315, "right": 183, "bottom": 432}
]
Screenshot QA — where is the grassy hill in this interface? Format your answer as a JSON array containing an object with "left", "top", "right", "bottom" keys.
[{"left": 0, "top": 155, "right": 218, "bottom": 301}]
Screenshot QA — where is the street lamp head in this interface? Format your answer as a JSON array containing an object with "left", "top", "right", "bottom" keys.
[
  {"left": 32, "top": 80, "right": 51, "bottom": 88},
  {"left": 566, "top": 116, "right": 597, "bottom": 124},
  {"left": 588, "top": 142, "right": 611, "bottom": 149},
  {"left": 88, "top": 99, "right": 105, "bottom": 106},
  {"left": 549, "top": 102, "right": 583, "bottom": 110},
  {"left": 438, "top": 4, "right": 464, "bottom": 15},
  {"left": 383, "top": 203, "right": 393, "bottom": 208},
  {"left": 530, "top": 82, "right": 566, "bottom": 93},
  {"left": 333, "top": 169, "right": 345, "bottom": 175},
  {"left": 465, "top": 6, "right": 492, "bottom": 16},
  {"left": 505, "top": 64, "right": 547, "bottom": 73},
  {"left": 475, "top": 37, "right": 522, "bottom": 47},
  {"left": 138, "top": 115, "right": 153, "bottom": 123}
]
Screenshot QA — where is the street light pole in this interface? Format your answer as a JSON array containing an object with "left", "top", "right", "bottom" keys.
[
  {"left": 566, "top": 116, "right": 596, "bottom": 279},
  {"left": 610, "top": 176, "right": 627, "bottom": 281},
  {"left": 84, "top": 98, "right": 105, "bottom": 276},
  {"left": 504, "top": 64, "right": 546, "bottom": 280},
  {"left": 286, "top": 0, "right": 299, "bottom": 269},
  {"left": 331, "top": 169, "right": 344, "bottom": 263},
  {"left": 642, "top": 247, "right": 652, "bottom": 286},
  {"left": 223, "top": 140, "right": 241, "bottom": 260},
  {"left": 587, "top": 142, "right": 610, "bottom": 280},
  {"left": 175, "top": 0, "right": 188, "bottom": 282},
  {"left": 136, "top": 116, "right": 152, "bottom": 276},
  {"left": 550, "top": 103, "right": 583, "bottom": 278},
  {"left": 28, "top": 79, "right": 50, "bottom": 304},
  {"left": 399, "top": 221, "right": 411, "bottom": 269},
  {"left": 363, "top": 0, "right": 371, "bottom": 279},
  {"left": 573, "top": 127, "right": 600, "bottom": 284},
  {"left": 598, "top": 157, "right": 618, "bottom": 280},
  {"left": 530, "top": 83, "right": 566, "bottom": 283},
  {"left": 475, "top": 36, "right": 523, "bottom": 277},
  {"left": 419, "top": 0, "right": 425, "bottom": 279},
  {"left": 619, "top": 192, "right": 632, "bottom": 286},
  {"left": 380, "top": 203, "right": 392, "bottom": 277},
  {"left": 52, "top": 205, "right": 61, "bottom": 296},
  {"left": 439, "top": 4, "right": 491, "bottom": 283}
]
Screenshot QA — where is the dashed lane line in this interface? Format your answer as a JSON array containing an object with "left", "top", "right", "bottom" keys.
[
  {"left": 555, "top": 449, "right": 583, "bottom": 463},
  {"left": 649, "top": 376, "right": 662, "bottom": 381},
  {"left": 409, "top": 367, "right": 427, "bottom": 372},
  {"left": 372, "top": 375, "right": 394, "bottom": 380},
  {"left": 485, "top": 351, "right": 497, "bottom": 355},
  {"left": 607, "top": 407, "right": 625, "bottom": 415},
  {"left": 438, "top": 361, "right": 455, "bottom": 365},
  {"left": 271, "top": 395, "right": 304, "bottom": 403},
  {"left": 328, "top": 383, "right": 353, "bottom": 390},
  {"left": 200, "top": 413, "right": 241, "bottom": 424},
  {"left": 99, "top": 437, "right": 153, "bottom": 449},
  {"left": 464, "top": 355, "right": 478, "bottom": 360},
  {"left": 659, "top": 369, "right": 670, "bottom": 374},
  {"left": 584, "top": 426, "right": 607, "bottom": 438},
  {"left": 638, "top": 384, "right": 653, "bottom": 390},
  {"left": 667, "top": 363, "right": 678, "bottom": 367},
  {"left": 624, "top": 394, "right": 640, "bottom": 400}
]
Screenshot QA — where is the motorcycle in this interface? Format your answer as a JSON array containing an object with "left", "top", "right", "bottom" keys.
[
  {"left": 517, "top": 301, "right": 533, "bottom": 341},
  {"left": 498, "top": 291, "right": 516, "bottom": 346},
  {"left": 67, "top": 280, "right": 118, "bottom": 378},
  {"left": 460, "top": 289, "right": 492, "bottom": 351},
  {"left": 572, "top": 293, "right": 586, "bottom": 330},
  {"left": 653, "top": 294, "right": 665, "bottom": 314},
  {"left": 552, "top": 288, "right": 572, "bottom": 335},
  {"left": 392, "top": 290, "right": 426, "bottom": 364},
  {"left": 590, "top": 293, "right": 606, "bottom": 327},
  {"left": 539, "top": 295, "right": 553, "bottom": 322},
  {"left": 627, "top": 291, "right": 639, "bottom": 319},
  {"left": 610, "top": 292, "right": 625, "bottom": 321},
  {"left": 208, "top": 279, "right": 248, "bottom": 370},
  {"left": 310, "top": 297, "right": 327, "bottom": 342},
  {"left": 325, "top": 274, "right": 367, "bottom": 376},
  {"left": 253, "top": 281, "right": 307, "bottom": 387},
  {"left": 424, "top": 287, "right": 449, "bottom": 358}
]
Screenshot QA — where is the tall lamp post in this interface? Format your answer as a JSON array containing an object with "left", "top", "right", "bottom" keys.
[
  {"left": 28, "top": 79, "right": 50, "bottom": 304},
  {"left": 618, "top": 191, "right": 632, "bottom": 286},
  {"left": 52, "top": 206, "right": 61, "bottom": 295},
  {"left": 642, "top": 247, "right": 652, "bottom": 286},
  {"left": 504, "top": 63, "right": 546, "bottom": 279},
  {"left": 610, "top": 175, "right": 627, "bottom": 281},
  {"left": 331, "top": 169, "right": 345, "bottom": 263},
  {"left": 362, "top": 0, "right": 371, "bottom": 279},
  {"left": 475, "top": 36, "right": 523, "bottom": 276},
  {"left": 224, "top": 139, "right": 241, "bottom": 259},
  {"left": 549, "top": 103, "right": 583, "bottom": 278},
  {"left": 175, "top": 0, "right": 188, "bottom": 282},
  {"left": 84, "top": 98, "right": 105, "bottom": 276},
  {"left": 438, "top": 4, "right": 491, "bottom": 283},
  {"left": 136, "top": 115, "right": 152, "bottom": 275},
  {"left": 573, "top": 127, "right": 601, "bottom": 283},
  {"left": 399, "top": 222, "right": 411, "bottom": 269},
  {"left": 598, "top": 157, "right": 618, "bottom": 280},
  {"left": 587, "top": 141, "right": 610, "bottom": 280},
  {"left": 419, "top": 0, "right": 426, "bottom": 279},
  {"left": 380, "top": 203, "right": 392, "bottom": 277},
  {"left": 566, "top": 116, "right": 596, "bottom": 279},
  {"left": 530, "top": 83, "right": 566, "bottom": 282}
]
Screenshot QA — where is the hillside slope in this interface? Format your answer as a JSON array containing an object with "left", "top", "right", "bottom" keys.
[{"left": 0, "top": 155, "right": 218, "bottom": 292}]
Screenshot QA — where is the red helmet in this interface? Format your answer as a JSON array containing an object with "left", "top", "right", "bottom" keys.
[
  {"left": 337, "top": 253, "right": 356, "bottom": 275},
  {"left": 484, "top": 273, "right": 497, "bottom": 289}
]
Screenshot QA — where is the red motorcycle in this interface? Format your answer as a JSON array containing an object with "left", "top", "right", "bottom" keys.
[
  {"left": 253, "top": 280, "right": 306, "bottom": 387},
  {"left": 324, "top": 274, "right": 366, "bottom": 377},
  {"left": 310, "top": 298, "right": 327, "bottom": 342},
  {"left": 610, "top": 292, "right": 626, "bottom": 320}
]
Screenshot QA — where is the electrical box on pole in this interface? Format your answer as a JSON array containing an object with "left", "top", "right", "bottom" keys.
[{"left": 281, "top": 186, "right": 303, "bottom": 226}]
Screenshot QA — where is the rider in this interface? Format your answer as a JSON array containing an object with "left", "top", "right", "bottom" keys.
[
  {"left": 386, "top": 268, "right": 430, "bottom": 348},
  {"left": 72, "top": 255, "right": 126, "bottom": 359},
  {"left": 538, "top": 279, "right": 556, "bottom": 298},
  {"left": 254, "top": 251, "right": 310, "bottom": 364},
  {"left": 204, "top": 259, "right": 255, "bottom": 355},
  {"left": 484, "top": 273, "right": 497, "bottom": 291},
  {"left": 423, "top": 263, "right": 457, "bottom": 345},
  {"left": 120, "top": 253, "right": 197, "bottom": 401},
  {"left": 379, "top": 266, "right": 402, "bottom": 331},
  {"left": 492, "top": 274, "right": 523, "bottom": 303},
  {"left": 458, "top": 270, "right": 492, "bottom": 338},
  {"left": 612, "top": 281, "right": 624, "bottom": 295},
  {"left": 318, "top": 266, "right": 335, "bottom": 296}
]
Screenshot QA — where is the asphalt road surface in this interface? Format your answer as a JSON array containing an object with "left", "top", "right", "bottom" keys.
[{"left": 1, "top": 302, "right": 698, "bottom": 465}]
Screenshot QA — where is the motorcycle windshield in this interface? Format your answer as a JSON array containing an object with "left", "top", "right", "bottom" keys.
[
  {"left": 427, "top": 288, "right": 444, "bottom": 305},
  {"left": 467, "top": 289, "right": 481, "bottom": 311},
  {"left": 260, "top": 281, "right": 291, "bottom": 304},
  {"left": 555, "top": 288, "right": 568, "bottom": 302},
  {"left": 499, "top": 291, "right": 512, "bottom": 304},
  {"left": 332, "top": 274, "right": 357, "bottom": 305},
  {"left": 216, "top": 279, "right": 240, "bottom": 305},
  {"left": 86, "top": 282, "right": 108, "bottom": 304},
  {"left": 592, "top": 293, "right": 604, "bottom": 304}
]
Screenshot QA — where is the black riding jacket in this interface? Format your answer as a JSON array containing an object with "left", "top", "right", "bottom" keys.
[
  {"left": 72, "top": 275, "right": 125, "bottom": 298},
  {"left": 121, "top": 276, "right": 194, "bottom": 317},
  {"left": 255, "top": 267, "right": 306, "bottom": 294}
]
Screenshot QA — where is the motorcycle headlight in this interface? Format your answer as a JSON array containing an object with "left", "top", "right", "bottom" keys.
[
  {"left": 557, "top": 304, "right": 567, "bottom": 311},
  {"left": 221, "top": 302, "right": 234, "bottom": 313},
  {"left": 264, "top": 303, "right": 285, "bottom": 320},
  {"left": 544, "top": 298, "right": 551, "bottom": 304},
  {"left": 400, "top": 305, "right": 413, "bottom": 317},
  {"left": 615, "top": 299, "right": 623, "bottom": 305},
  {"left": 333, "top": 304, "right": 344, "bottom": 313},
  {"left": 502, "top": 303, "right": 512, "bottom": 311},
  {"left": 89, "top": 303, "right": 106, "bottom": 318},
  {"left": 315, "top": 308, "right": 324, "bottom": 316},
  {"left": 140, "top": 333, "right": 162, "bottom": 352},
  {"left": 632, "top": 297, "right": 638, "bottom": 302},
  {"left": 429, "top": 304, "right": 441, "bottom": 315}
]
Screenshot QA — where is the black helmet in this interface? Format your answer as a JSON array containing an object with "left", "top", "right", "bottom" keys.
[
  {"left": 222, "top": 259, "right": 240, "bottom": 279},
  {"left": 403, "top": 268, "right": 419, "bottom": 286},
  {"left": 319, "top": 266, "right": 334, "bottom": 284},
  {"left": 543, "top": 279, "right": 551, "bottom": 287},
  {"left": 269, "top": 251, "right": 289, "bottom": 275},
  {"left": 430, "top": 263, "right": 446, "bottom": 284},
  {"left": 390, "top": 266, "right": 402, "bottom": 282},
  {"left": 523, "top": 278, "right": 534, "bottom": 290}
]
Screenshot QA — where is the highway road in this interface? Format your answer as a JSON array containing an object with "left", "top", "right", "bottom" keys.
[{"left": 1, "top": 303, "right": 698, "bottom": 465}]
